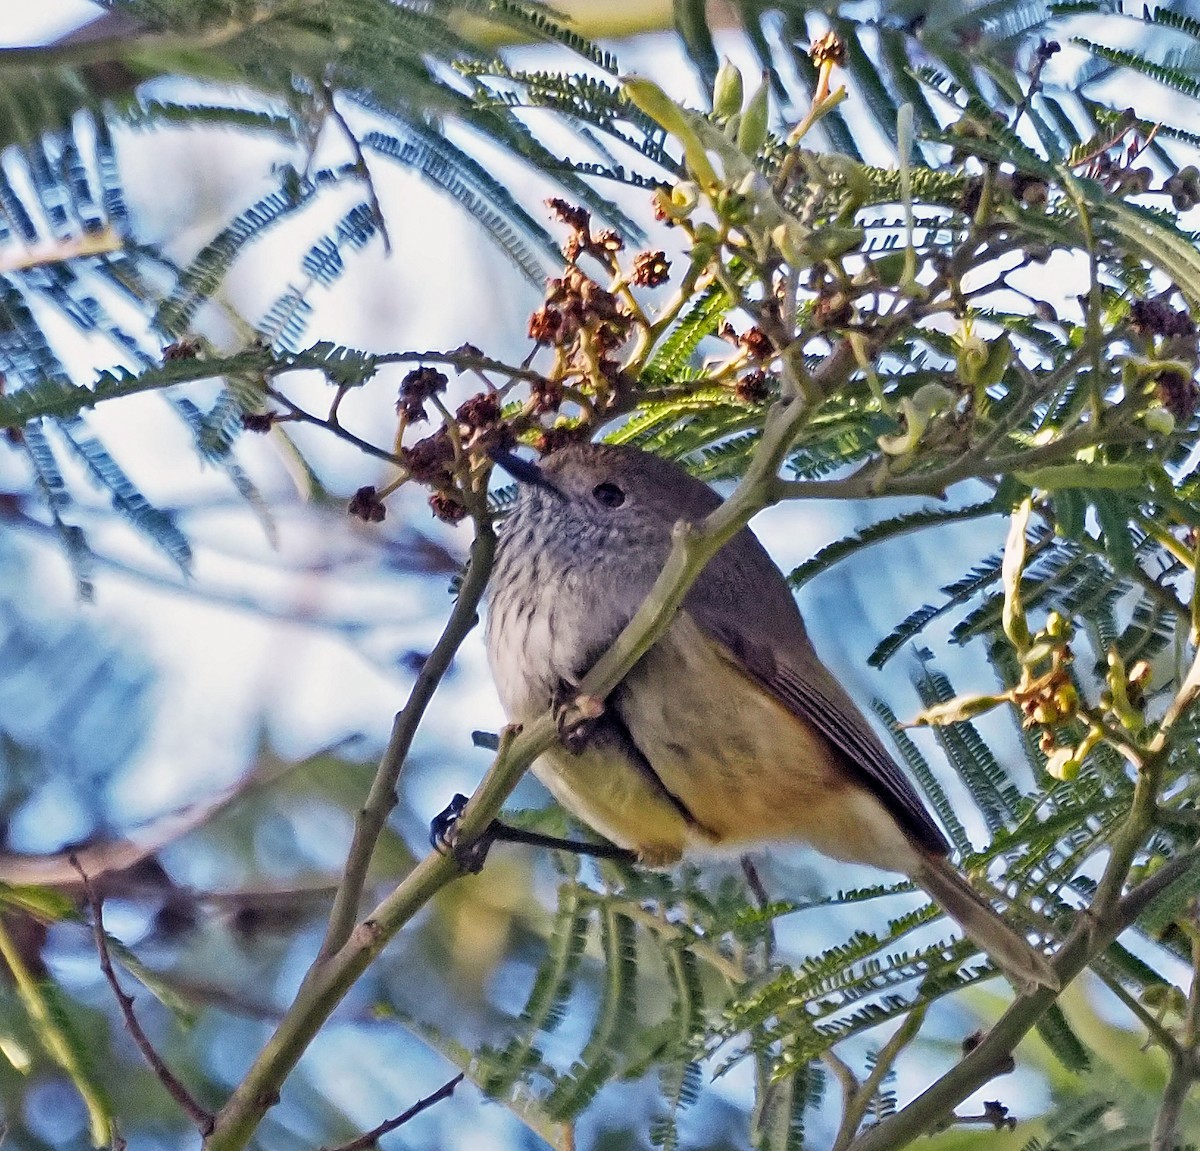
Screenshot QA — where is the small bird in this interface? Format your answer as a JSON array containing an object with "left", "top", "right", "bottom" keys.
[{"left": 485, "top": 441, "right": 1057, "bottom": 991}]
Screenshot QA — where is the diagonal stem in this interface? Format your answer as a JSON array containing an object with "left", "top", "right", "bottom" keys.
[
  {"left": 202, "top": 341, "right": 860, "bottom": 1151},
  {"left": 1150, "top": 936, "right": 1200, "bottom": 1151},
  {"left": 318, "top": 520, "right": 496, "bottom": 959},
  {"left": 74, "top": 857, "right": 214, "bottom": 1134},
  {"left": 848, "top": 842, "right": 1200, "bottom": 1151}
]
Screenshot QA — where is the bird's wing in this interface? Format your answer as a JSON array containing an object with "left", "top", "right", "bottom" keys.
[{"left": 682, "top": 530, "right": 950, "bottom": 856}]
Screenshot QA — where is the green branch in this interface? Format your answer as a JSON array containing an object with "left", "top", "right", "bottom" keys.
[
  {"left": 847, "top": 646, "right": 1200, "bottom": 1151},
  {"left": 1150, "top": 936, "right": 1200, "bottom": 1151},
  {"left": 201, "top": 340, "right": 859, "bottom": 1151},
  {"left": 317, "top": 521, "right": 498, "bottom": 960}
]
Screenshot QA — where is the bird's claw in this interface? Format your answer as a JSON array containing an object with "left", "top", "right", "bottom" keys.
[
  {"left": 553, "top": 680, "right": 605, "bottom": 754},
  {"left": 429, "top": 793, "right": 492, "bottom": 874}
]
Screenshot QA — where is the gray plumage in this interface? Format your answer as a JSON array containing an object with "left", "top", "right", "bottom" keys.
[{"left": 486, "top": 442, "right": 1056, "bottom": 990}]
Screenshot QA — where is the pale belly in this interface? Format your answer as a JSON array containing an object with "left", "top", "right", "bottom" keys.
[{"left": 528, "top": 613, "right": 921, "bottom": 875}]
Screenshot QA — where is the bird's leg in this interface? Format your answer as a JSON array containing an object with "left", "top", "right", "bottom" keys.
[
  {"left": 430, "top": 793, "right": 494, "bottom": 873},
  {"left": 430, "top": 793, "right": 636, "bottom": 872},
  {"left": 552, "top": 677, "right": 606, "bottom": 754}
]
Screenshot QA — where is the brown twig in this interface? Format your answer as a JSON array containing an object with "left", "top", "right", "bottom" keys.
[
  {"left": 316, "top": 518, "right": 497, "bottom": 961},
  {"left": 1, "top": 744, "right": 325, "bottom": 887},
  {"left": 264, "top": 387, "right": 403, "bottom": 466},
  {"left": 322, "top": 81, "right": 392, "bottom": 255},
  {"left": 1151, "top": 936, "right": 1200, "bottom": 1151},
  {"left": 1010, "top": 39, "right": 1060, "bottom": 133},
  {"left": 71, "top": 856, "right": 215, "bottom": 1135},
  {"left": 740, "top": 855, "right": 775, "bottom": 965},
  {"left": 321, "top": 1073, "right": 464, "bottom": 1151}
]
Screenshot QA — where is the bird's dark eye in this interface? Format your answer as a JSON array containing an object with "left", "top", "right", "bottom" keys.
[{"left": 592, "top": 481, "right": 625, "bottom": 508}]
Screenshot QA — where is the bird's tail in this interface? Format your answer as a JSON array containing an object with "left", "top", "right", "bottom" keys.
[{"left": 913, "top": 850, "right": 1059, "bottom": 993}]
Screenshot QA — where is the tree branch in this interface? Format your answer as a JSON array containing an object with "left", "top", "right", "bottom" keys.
[
  {"left": 202, "top": 341, "right": 860, "bottom": 1151},
  {"left": 321, "top": 1073, "right": 463, "bottom": 1151},
  {"left": 1151, "top": 936, "right": 1200, "bottom": 1151},
  {"left": 848, "top": 638, "right": 1200, "bottom": 1151},
  {"left": 73, "top": 857, "right": 214, "bottom": 1135},
  {"left": 847, "top": 841, "right": 1200, "bottom": 1151},
  {"left": 318, "top": 521, "right": 497, "bottom": 959},
  {"left": 771, "top": 417, "right": 1147, "bottom": 504}
]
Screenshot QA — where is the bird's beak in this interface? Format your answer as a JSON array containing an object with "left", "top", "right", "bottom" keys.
[{"left": 490, "top": 450, "right": 565, "bottom": 498}]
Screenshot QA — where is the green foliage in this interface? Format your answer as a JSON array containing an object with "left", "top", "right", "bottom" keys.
[
  {"left": 5, "top": 1, "right": 1200, "bottom": 1149},
  {"left": 1035, "top": 1002, "right": 1092, "bottom": 1074},
  {"left": 789, "top": 502, "right": 1000, "bottom": 589}
]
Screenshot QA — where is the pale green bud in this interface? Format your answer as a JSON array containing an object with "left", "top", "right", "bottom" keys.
[
  {"left": 712, "top": 58, "right": 744, "bottom": 119},
  {"left": 737, "top": 74, "right": 770, "bottom": 155}
]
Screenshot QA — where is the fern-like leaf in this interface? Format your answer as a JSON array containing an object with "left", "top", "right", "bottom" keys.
[{"left": 789, "top": 502, "right": 998, "bottom": 588}]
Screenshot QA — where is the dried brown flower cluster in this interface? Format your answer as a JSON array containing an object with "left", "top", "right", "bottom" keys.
[
  {"left": 162, "top": 337, "right": 202, "bottom": 361},
  {"left": 242, "top": 412, "right": 276, "bottom": 434},
  {"left": 1156, "top": 371, "right": 1199, "bottom": 422},
  {"left": 348, "top": 197, "right": 680, "bottom": 525},
  {"left": 402, "top": 430, "right": 453, "bottom": 487},
  {"left": 348, "top": 485, "right": 387, "bottom": 523},
  {"left": 1129, "top": 298, "right": 1199, "bottom": 421},
  {"left": 1165, "top": 165, "right": 1200, "bottom": 212},
  {"left": 630, "top": 251, "right": 671, "bottom": 288},
  {"left": 734, "top": 370, "right": 772, "bottom": 406},
  {"left": 546, "top": 198, "right": 627, "bottom": 265},
  {"left": 1130, "top": 299, "right": 1197, "bottom": 340},
  {"left": 531, "top": 268, "right": 633, "bottom": 353},
  {"left": 396, "top": 366, "right": 447, "bottom": 423}
]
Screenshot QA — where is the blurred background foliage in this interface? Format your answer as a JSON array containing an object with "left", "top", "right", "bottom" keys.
[{"left": 1, "top": 1, "right": 1200, "bottom": 1150}]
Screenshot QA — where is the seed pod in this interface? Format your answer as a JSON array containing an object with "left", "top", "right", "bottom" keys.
[
  {"left": 978, "top": 334, "right": 1013, "bottom": 390},
  {"left": 806, "top": 225, "right": 864, "bottom": 260},
  {"left": 737, "top": 74, "right": 770, "bottom": 156},
  {"left": 913, "top": 692, "right": 1007, "bottom": 726},
  {"left": 712, "top": 57, "right": 744, "bottom": 119},
  {"left": 623, "top": 75, "right": 718, "bottom": 189},
  {"left": 1143, "top": 406, "right": 1175, "bottom": 436}
]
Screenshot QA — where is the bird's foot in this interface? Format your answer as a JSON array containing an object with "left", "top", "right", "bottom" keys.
[
  {"left": 431, "top": 793, "right": 637, "bottom": 867},
  {"left": 429, "top": 793, "right": 493, "bottom": 874},
  {"left": 553, "top": 679, "right": 605, "bottom": 754}
]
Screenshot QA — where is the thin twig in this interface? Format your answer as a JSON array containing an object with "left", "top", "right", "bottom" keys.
[
  {"left": 771, "top": 415, "right": 1147, "bottom": 504},
  {"left": 318, "top": 518, "right": 497, "bottom": 959},
  {"left": 1152, "top": 1044, "right": 1197, "bottom": 1149},
  {"left": 1093, "top": 966, "right": 1181, "bottom": 1058},
  {"left": 321, "top": 1073, "right": 463, "bottom": 1151},
  {"left": 740, "top": 855, "right": 775, "bottom": 965},
  {"left": 371, "top": 348, "right": 550, "bottom": 385},
  {"left": 832, "top": 1005, "right": 927, "bottom": 1150},
  {"left": 823, "top": 1048, "right": 860, "bottom": 1104},
  {"left": 202, "top": 343, "right": 862, "bottom": 1151},
  {"left": 1150, "top": 937, "right": 1200, "bottom": 1151},
  {"left": 71, "top": 856, "right": 215, "bottom": 1135},
  {"left": 265, "top": 388, "right": 403, "bottom": 466},
  {"left": 322, "top": 81, "right": 392, "bottom": 255},
  {"left": 1010, "top": 39, "right": 1059, "bottom": 133}
]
